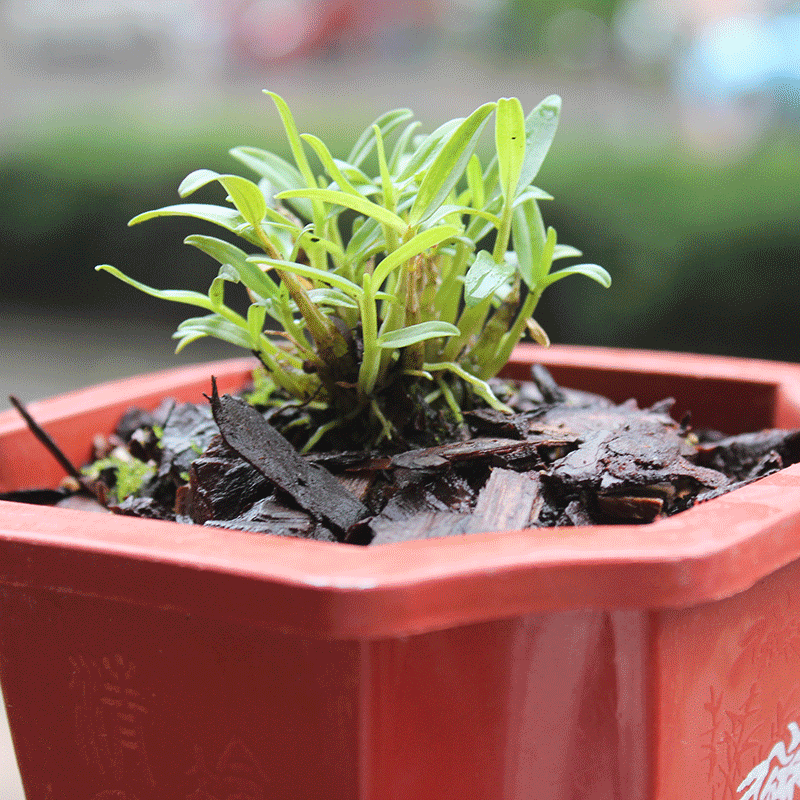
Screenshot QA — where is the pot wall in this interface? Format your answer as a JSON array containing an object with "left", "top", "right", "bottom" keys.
[
  {"left": 0, "top": 583, "right": 644, "bottom": 799},
  {"left": 652, "top": 556, "right": 800, "bottom": 800},
  {"left": 2, "top": 346, "right": 800, "bottom": 799}
]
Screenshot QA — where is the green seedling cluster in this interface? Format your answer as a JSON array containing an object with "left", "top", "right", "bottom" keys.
[
  {"left": 83, "top": 453, "right": 156, "bottom": 504},
  {"left": 97, "top": 92, "right": 609, "bottom": 450}
]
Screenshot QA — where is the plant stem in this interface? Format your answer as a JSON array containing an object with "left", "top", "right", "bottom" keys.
[
  {"left": 357, "top": 275, "right": 381, "bottom": 397},
  {"left": 254, "top": 225, "right": 282, "bottom": 261},
  {"left": 435, "top": 241, "right": 469, "bottom": 325},
  {"left": 482, "top": 287, "right": 542, "bottom": 379},
  {"left": 492, "top": 204, "right": 514, "bottom": 263},
  {"left": 441, "top": 298, "right": 491, "bottom": 362},
  {"left": 436, "top": 376, "right": 464, "bottom": 424}
]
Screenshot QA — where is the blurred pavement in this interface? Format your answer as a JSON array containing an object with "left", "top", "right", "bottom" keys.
[{"left": 0, "top": 41, "right": 682, "bottom": 144}]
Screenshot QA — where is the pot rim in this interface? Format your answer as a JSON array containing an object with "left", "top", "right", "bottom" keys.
[{"left": 1, "top": 345, "right": 800, "bottom": 637}]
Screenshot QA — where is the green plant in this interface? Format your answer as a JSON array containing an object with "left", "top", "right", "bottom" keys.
[
  {"left": 97, "top": 92, "right": 609, "bottom": 450},
  {"left": 82, "top": 453, "right": 156, "bottom": 504}
]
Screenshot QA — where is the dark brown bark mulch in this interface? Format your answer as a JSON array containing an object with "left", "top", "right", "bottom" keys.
[{"left": 6, "top": 367, "right": 800, "bottom": 545}]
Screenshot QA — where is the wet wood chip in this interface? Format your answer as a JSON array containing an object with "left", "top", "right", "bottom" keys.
[
  {"left": 596, "top": 494, "right": 665, "bottom": 523},
  {"left": 378, "top": 468, "right": 474, "bottom": 522},
  {"left": 157, "top": 402, "right": 220, "bottom": 480},
  {"left": 560, "top": 499, "right": 594, "bottom": 527},
  {"left": 305, "top": 449, "right": 388, "bottom": 470},
  {"left": 548, "top": 425, "right": 728, "bottom": 496},
  {"left": 205, "top": 497, "right": 337, "bottom": 542},
  {"left": 111, "top": 495, "right": 175, "bottom": 521},
  {"left": 465, "top": 408, "right": 529, "bottom": 439},
  {"left": 369, "top": 511, "right": 472, "bottom": 545},
  {"left": 696, "top": 429, "right": 800, "bottom": 479},
  {"left": 338, "top": 471, "right": 377, "bottom": 502},
  {"left": 391, "top": 437, "right": 539, "bottom": 470},
  {"left": 55, "top": 494, "right": 112, "bottom": 514},
  {"left": 210, "top": 381, "right": 368, "bottom": 535},
  {"left": 463, "top": 468, "right": 544, "bottom": 534},
  {"left": 187, "top": 437, "right": 271, "bottom": 524}
]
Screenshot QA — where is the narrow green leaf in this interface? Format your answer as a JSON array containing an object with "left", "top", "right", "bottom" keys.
[
  {"left": 128, "top": 203, "right": 254, "bottom": 240},
  {"left": 96, "top": 265, "right": 213, "bottom": 310},
  {"left": 248, "top": 256, "right": 364, "bottom": 298},
  {"left": 247, "top": 304, "right": 268, "bottom": 343},
  {"left": 389, "top": 120, "right": 421, "bottom": 173},
  {"left": 423, "top": 361, "right": 513, "bottom": 413},
  {"left": 208, "top": 275, "right": 226, "bottom": 309},
  {"left": 425, "top": 203, "right": 500, "bottom": 229},
  {"left": 229, "top": 146, "right": 313, "bottom": 219},
  {"left": 177, "top": 169, "right": 267, "bottom": 227},
  {"left": 295, "top": 230, "right": 346, "bottom": 263},
  {"left": 333, "top": 159, "right": 375, "bottom": 189},
  {"left": 537, "top": 226, "right": 558, "bottom": 285},
  {"left": 482, "top": 156, "right": 501, "bottom": 204},
  {"left": 183, "top": 233, "right": 250, "bottom": 266},
  {"left": 345, "top": 214, "right": 382, "bottom": 259},
  {"left": 178, "top": 169, "right": 223, "bottom": 197},
  {"left": 217, "top": 175, "right": 267, "bottom": 227},
  {"left": 184, "top": 234, "right": 280, "bottom": 300},
  {"left": 301, "top": 133, "right": 359, "bottom": 195},
  {"left": 277, "top": 187, "right": 406, "bottom": 234},
  {"left": 552, "top": 244, "right": 583, "bottom": 260},
  {"left": 517, "top": 95, "right": 561, "bottom": 192},
  {"left": 408, "top": 102, "right": 496, "bottom": 227},
  {"left": 372, "top": 225, "right": 460, "bottom": 287},
  {"left": 511, "top": 186, "right": 554, "bottom": 206},
  {"left": 511, "top": 198, "right": 546, "bottom": 289},
  {"left": 464, "top": 251, "right": 514, "bottom": 307},
  {"left": 373, "top": 125, "right": 396, "bottom": 214},
  {"left": 495, "top": 98, "right": 526, "bottom": 202},
  {"left": 264, "top": 91, "right": 317, "bottom": 189},
  {"left": 542, "top": 263, "right": 612, "bottom": 289},
  {"left": 464, "top": 193, "right": 504, "bottom": 243},
  {"left": 348, "top": 107, "right": 414, "bottom": 167},
  {"left": 466, "top": 153, "right": 484, "bottom": 210},
  {"left": 230, "top": 146, "right": 304, "bottom": 188},
  {"left": 307, "top": 287, "right": 359, "bottom": 310},
  {"left": 173, "top": 314, "right": 251, "bottom": 351},
  {"left": 374, "top": 291, "right": 398, "bottom": 304},
  {"left": 395, "top": 117, "right": 462, "bottom": 180},
  {"left": 377, "top": 321, "right": 459, "bottom": 349}
]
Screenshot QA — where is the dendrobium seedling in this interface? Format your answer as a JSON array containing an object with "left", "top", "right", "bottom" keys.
[{"left": 97, "top": 92, "right": 610, "bottom": 450}]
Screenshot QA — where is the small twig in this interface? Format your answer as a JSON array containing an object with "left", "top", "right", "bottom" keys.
[{"left": 8, "top": 394, "right": 84, "bottom": 481}]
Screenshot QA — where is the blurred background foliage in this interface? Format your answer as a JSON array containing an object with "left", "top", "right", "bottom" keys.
[
  {"left": 1, "top": 0, "right": 799, "bottom": 372},
  {"left": 2, "top": 111, "right": 798, "bottom": 359}
]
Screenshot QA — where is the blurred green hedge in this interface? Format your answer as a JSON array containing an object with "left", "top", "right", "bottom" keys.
[
  {"left": 1, "top": 123, "right": 798, "bottom": 361},
  {"left": 538, "top": 132, "right": 800, "bottom": 361}
]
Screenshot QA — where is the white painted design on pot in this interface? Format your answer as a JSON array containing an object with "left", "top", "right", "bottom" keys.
[{"left": 738, "top": 722, "right": 800, "bottom": 799}]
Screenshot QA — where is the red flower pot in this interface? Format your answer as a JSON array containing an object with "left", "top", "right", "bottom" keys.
[{"left": 2, "top": 345, "right": 800, "bottom": 800}]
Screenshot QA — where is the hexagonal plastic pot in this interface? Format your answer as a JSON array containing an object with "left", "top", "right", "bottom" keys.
[{"left": 2, "top": 344, "right": 800, "bottom": 800}]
